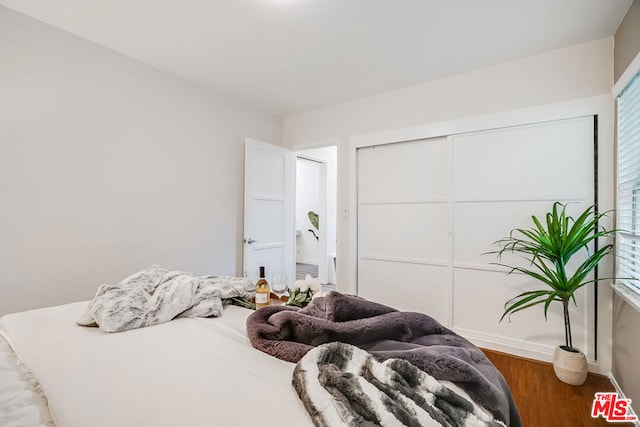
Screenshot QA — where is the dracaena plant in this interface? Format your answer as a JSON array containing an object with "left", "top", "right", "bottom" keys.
[{"left": 489, "top": 202, "right": 615, "bottom": 353}]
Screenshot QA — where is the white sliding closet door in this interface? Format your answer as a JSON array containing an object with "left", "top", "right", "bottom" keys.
[{"left": 357, "top": 116, "right": 595, "bottom": 358}]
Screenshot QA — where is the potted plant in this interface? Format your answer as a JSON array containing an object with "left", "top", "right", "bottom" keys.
[{"left": 489, "top": 202, "right": 615, "bottom": 385}]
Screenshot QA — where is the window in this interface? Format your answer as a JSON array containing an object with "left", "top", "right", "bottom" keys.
[{"left": 617, "top": 71, "right": 640, "bottom": 294}]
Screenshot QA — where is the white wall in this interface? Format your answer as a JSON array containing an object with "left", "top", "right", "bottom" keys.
[
  {"left": 614, "top": 0, "right": 640, "bottom": 81},
  {"left": 0, "top": 7, "right": 282, "bottom": 315},
  {"left": 284, "top": 37, "right": 614, "bottom": 299},
  {"left": 284, "top": 37, "right": 615, "bottom": 369},
  {"left": 283, "top": 38, "right": 613, "bottom": 146}
]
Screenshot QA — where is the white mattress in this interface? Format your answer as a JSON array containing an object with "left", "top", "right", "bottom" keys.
[{"left": 0, "top": 302, "right": 313, "bottom": 427}]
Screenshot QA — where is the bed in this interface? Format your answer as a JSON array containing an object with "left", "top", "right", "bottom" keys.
[{"left": 0, "top": 267, "right": 521, "bottom": 427}]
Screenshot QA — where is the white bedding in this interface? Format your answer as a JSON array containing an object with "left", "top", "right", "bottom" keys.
[
  {"left": 0, "top": 335, "right": 53, "bottom": 427},
  {"left": 0, "top": 302, "right": 313, "bottom": 427}
]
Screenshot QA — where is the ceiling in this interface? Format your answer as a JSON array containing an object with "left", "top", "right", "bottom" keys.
[{"left": 0, "top": 0, "right": 633, "bottom": 116}]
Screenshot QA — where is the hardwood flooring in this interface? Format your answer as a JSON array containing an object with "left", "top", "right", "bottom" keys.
[{"left": 482, "top": 349, "right": 637, "bottom": 426}]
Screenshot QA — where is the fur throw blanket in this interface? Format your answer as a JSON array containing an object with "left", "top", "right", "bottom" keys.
[
  {"left": 293, "top": 341, "right": 506, "bottom": 427},
  {"left": 77, "top": 265, "right": 254, "bottom": 332},
  {"left": 247, "top": 291, "right": 521, "bottom": 427}
]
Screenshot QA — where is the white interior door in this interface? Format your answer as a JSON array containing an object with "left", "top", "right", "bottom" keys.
[{"left": 244, "top": 138, "right": 295, "bottom": 285}]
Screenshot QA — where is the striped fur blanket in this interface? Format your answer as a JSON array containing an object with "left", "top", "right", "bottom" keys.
[
  {"left": 293, "top": 342, "right": 505, "bottom": 427},
  {"left": 247, "top": 291, "right": 521, "bottom": 426}
]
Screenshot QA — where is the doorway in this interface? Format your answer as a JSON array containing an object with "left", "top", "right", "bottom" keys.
[{"left": 295, "top": 146, "right": 337, "bottom": 286}]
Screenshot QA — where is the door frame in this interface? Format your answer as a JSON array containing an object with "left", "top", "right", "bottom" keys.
[
  {"left": 296, "top": 154, "right": 329, "bottom": 284},
  {"left": 288, "top": 141, "right": 339, "bottom": 287}
]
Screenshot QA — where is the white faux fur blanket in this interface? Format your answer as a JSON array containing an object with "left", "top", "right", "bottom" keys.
[{"left": 77, "top": 265, "right": 254, "bottom": 332}]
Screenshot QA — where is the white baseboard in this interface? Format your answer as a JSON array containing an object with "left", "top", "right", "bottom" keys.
[
  {"left": 609, "top": 374, "right": 640, "bottom": 426},
  {"left": 454, "top": 327, "right": 611, "bottom": 375},
  {"left": 454, "top": 327, "right": 554, "bottom": 361}
]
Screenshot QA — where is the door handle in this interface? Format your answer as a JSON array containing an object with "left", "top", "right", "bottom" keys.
[{"left": 244, "top": 238, "right": 257, "bottom": 244}]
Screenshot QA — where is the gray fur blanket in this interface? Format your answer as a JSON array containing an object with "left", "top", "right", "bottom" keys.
[
  {"left": 77, "top": 265, "right": 254, "bottom": 332},
  {"left": 294, "top": 342, "right": 505, "bottom": 427},
  {"left": 246, "top": 291, "right": 521, "bottom": 427}
]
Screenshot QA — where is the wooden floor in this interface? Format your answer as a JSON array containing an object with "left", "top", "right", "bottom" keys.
[{"left": 482, "top": 349, "right": 636, "bottom": 426}]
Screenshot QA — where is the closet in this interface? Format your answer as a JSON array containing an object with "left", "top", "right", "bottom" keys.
[{"left": 357, "top": 116, "right": 595, "bottom": 356}]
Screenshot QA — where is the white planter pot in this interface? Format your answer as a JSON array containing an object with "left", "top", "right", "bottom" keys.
[{"left": 552, "top": 346, "right": 588, "bottom": 386}]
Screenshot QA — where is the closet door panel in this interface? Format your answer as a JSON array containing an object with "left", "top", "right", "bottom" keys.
[
  {"left": 358, "top": 259, "right": 448, "bottom": 321},
  {"left": 450, "top": 116, "right": 594, "bottom": 354},
  {"left": 453, "top": 200, "right": 592, "bottom": 268},
  {"left": 359, "top": 203, "right": 448, "bottom": 263},
  {"left": 452, "top": 118, "right": 593, "bottom": 200},
  {"left": 358, "top": 138, "right": 449, "bottom": 202}
]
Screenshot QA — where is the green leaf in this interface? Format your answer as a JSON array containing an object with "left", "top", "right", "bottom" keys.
[
  {"left": 488, "top": 202, "right": 619, "bottom": 348},
  {"left": 308, "top": 211, "right": 319, "bottom": 230}
]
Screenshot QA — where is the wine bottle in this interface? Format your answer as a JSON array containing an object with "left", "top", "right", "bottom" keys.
[{"left": 255, "top": 266, "right": 270, "bottom": 308}]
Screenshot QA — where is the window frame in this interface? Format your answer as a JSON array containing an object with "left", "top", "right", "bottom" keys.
[{"left": 614, "top": 55, "right": 640, "bottom": 308}]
